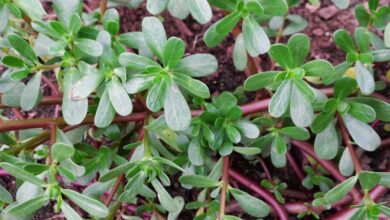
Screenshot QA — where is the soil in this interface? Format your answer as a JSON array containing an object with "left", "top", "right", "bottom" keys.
[{"left": 1, "top": 0, "right": 390, "bottom": 219}]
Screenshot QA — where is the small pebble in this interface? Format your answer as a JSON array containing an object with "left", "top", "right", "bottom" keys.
[{"left": 318, "top": 5, "right": 338, "bottom": 20}]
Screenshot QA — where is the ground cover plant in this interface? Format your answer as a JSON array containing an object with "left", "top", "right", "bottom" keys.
[{"left": 0, "top": 0, "right": 389, "bottom": 219}]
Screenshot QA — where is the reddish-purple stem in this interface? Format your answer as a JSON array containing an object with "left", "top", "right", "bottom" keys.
[{"left": 229, "top": 168, "right": 289, "bottom": 220}]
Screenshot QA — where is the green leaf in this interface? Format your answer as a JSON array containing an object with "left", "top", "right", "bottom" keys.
[
  {"left": 188, "top": 0, "right": 212, "bottom": 24},
  {"left": 8, "top": 195, "right": 48, "bottom": 216},
  {"left": 2, "top": 56, "right": 24, "bottom": 68},
  {"left": 0, "top": 162, "right": 45, "bottom": 186},
  {"left": 334, "top": 77, "right": 357, "bottom": 100},
  {"left": 233, "top": 147, "right": 261, "bottom": 155},
  {"left": 235, "top": 121, "right": 259, "bottom": 139},
  {"left": 53, "top": 0, "right": 82, "bottom": 28},
  {"left": 7, "top": 34, "right": 38, "bottom": 63},
  {"left": 275, "top": 135, "right": 287, "bottom": 154},
  {"left": 355, "top": 61, "right": 374, "bottom": 95},
  {"left": 379, "top": 206, "right": 390, "bottom": 218},
  {"left": 107, "top": 76, "right": 133, "bottom": 116},
  {"left": 119, "top": 53, "right": 160, "bottom": 73},
  {"left": 142, "top": 16, "right": 167, "bottom": 60},
  {"left": 348, "top": 97, "right": 390, "bottom": 122},
  {"left": 173, "top": 73, "right": 210, "bottom": 99},
  {"left": 282, "top": 15, "right": 308, "bottom": 36},
  {"left": 124, "top": 74, "right": 155, "bottom": 94},
  {"left": 52, "top": 143, "right": 75, "bottom": 162},
  {"left": 348, "top": 102, "right": 376, "bottom": 123},
  {"left": 0, "top": 184, "right": 12, "bottom": 204},
  {"left": 174, "top": 54, "right": 218, "bottom": 77},
  {"left": 167, "top": 0, "right": 190, "bottom": 20},
  {"left": 151, "top": 179, "right": 178, "bottom": 212},
  {"left": 339, "top": 148, "right": 355, "bottom": 176},
  {"left": 99, "top": 162, "right": 136, "bottom": 182},
  {"left": 279, "top": 127, "right": 310, "bottom": 140},
  {"left": 203, "top": 21, "right": 229, "bottom": 48},
  {"left": 244, "top": 71, "right": 278, "bottom": 91},
  {"left": 164, "top": 83, "right": 191, "bottom": 131},
  {"left": 302, "top": 60, "right": 335, "bottom": 81},
  {"left": 331, "top": 0, "right": 349, "bottom": 9},
  {"left": 354, "top": 5, "right": 371, "bottom": 27},
  {"left": 188, "top": 138, "right": 204, "bottom": 166},
  {"left": 271, "top": 141, "right": 286, "bottom": 168},
  {"left": 354, "top": 27, "right": 371, "bottom": 53},
  {"left": 243, "top": 16, "right": 270, "bottom": 56},
  {"left": 259, "top": 0, "right": 288, "bottom": 16},
  {"left": 359, "top": 171, "right": 381, "bottom": 191},
  {"left": 342, "top": 113, "right": 381, "bottom": 151},
  {"left": 324, "top": 176, "right": 357, "bottom": 204},
  {"left": 0, "top": 6, "right": 9, "bottom": 33},
  {"left": 287, "top": 33, "right": 310, "bottom": 67},
  {"left": 20, "top": 72, "right": 41, "bottom": 111},
  {"left": 371, "top": 49, "right": 390, "bottom": 62},
  {"left": 75, "top": 38, "right": 103, "bottom": 57},
  {"left": 146, "top": 0, "right": 167, "bottom": 14},
  {"left": 293, "top": 79, "right": 315, "bottom": 101},
  {"left": 226, "top": 125, "right": 241, "bottom": 144},
  {"left": 146, "top": 79, "right": 166, "bottom": 112},
  {"left": 215, "top": 11, "right": 241, "bottom": 35},
  {"left": 61, "top": 201, "right": 83, "bottom": 220},
  {"left": 378, "top": 172, "right": 390, "bottom": 188},
  {"left": 103, "top": 8, "right": 119, "bottom": 35},
  {"left": 94, "top": 88, "right": 116, "bottom": 128},
  {"left": 385, "top": 23, "right": 390, "bottom": 48},
  {"left": 222, "top": 215, "right": 242, "bottom": 220},
  {"left": 179, "top": 175, "right": 220, "bottom": 188},
  {"left": 62, "top": 189, "right": 108, "bottom": 218},
  {"left": 269, "top": 44, "right": 293, "bottom": 69},
  {"left": 269, "top": 80, "right": 291, "bottom": 117},
  {"left": 314, "top": 122, "right": 339, "bottom": 160},
  {"left": 163, "top": 37, "right": 185, "bottom": 68},
  {"left": 1, "top": 82, "right": 24, "bottom": 107},
  {"left": 333, "top": 29, "right": 355, "bottom": 53},
  {"left": 290, "top": 83, "right": 313, "bottom": 127},
  {"left": 233, "top": 33, "right": 247, "bottom": 71},
  {"left": 62, "top": 68, "right": 88, "bottom": 125},
  {"left": 70, "top": 69, "right": 104, "bottom": 100},
  {"left": 230, "top": 188, "right": 270, "bottom": 218},
  {"left": 13, "top": 0, "right": 46, "bottom": 20}
]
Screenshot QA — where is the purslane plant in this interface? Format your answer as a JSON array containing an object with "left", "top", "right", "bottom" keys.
[
  {"left": 188, "top": 92, "right": 260, "bottom": 164},
  {"left": 204, "top": 0, "right": 288, "bottom": 70},
  {"left": 119, "top": 16, "right": 218, "bottom": 131},
  {"left": 354, "top": 0, "right": 390, "bottom": 29},
  {"left": 245, "top": 33, "right": 336, "bottom": 127}
]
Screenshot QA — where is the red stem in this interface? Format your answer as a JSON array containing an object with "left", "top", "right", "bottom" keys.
[
  {"left": 286, "top": 151, "right": 305, "bottom": 181},
  {"left": 336, "top": 113, "right": 362, "bottom": 174},
  {"left": 229, "top": 168, "right": 289, "bottom": 220},
  {"left": 219, "top": 156, "right": 230, "bottom": 219},
  {"left": 292, "top": 141, "right": 361, "bottom": 202}
]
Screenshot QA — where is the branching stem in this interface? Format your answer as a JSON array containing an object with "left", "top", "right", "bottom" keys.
[
  {"left": 336, "top": 113, "right": 362, "bottom": 174},
  {"left": 219, "top": 156, "right": 230, "bottom": 219}
]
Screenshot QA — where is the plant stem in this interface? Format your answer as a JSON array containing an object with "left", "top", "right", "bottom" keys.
[
  {"left": 100, "top": 0, "right": 108, "bottom": 17},
  {"left": 104, "top": 127, "right": 143, "bottom": 206},
  {"left": 42, "top": 75, "right": 60, "bottom": 96},
  {"left": 229, "top": 168, "right": 289, "bottom": 220},
  {"left": 292, "top": 140, "right": 361, "bottom": 202},
  {"left": 286, "top": 151, "right": 305, "bottom": 181},
  {"left": 47, "top": 124, "right": 56, "bottom": 165},
  {"left": 336, "top": 113, "right": 362, "bottom": 174},
  {"left": 219, "top": 156, "right": 230, "bottom": 220}
]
